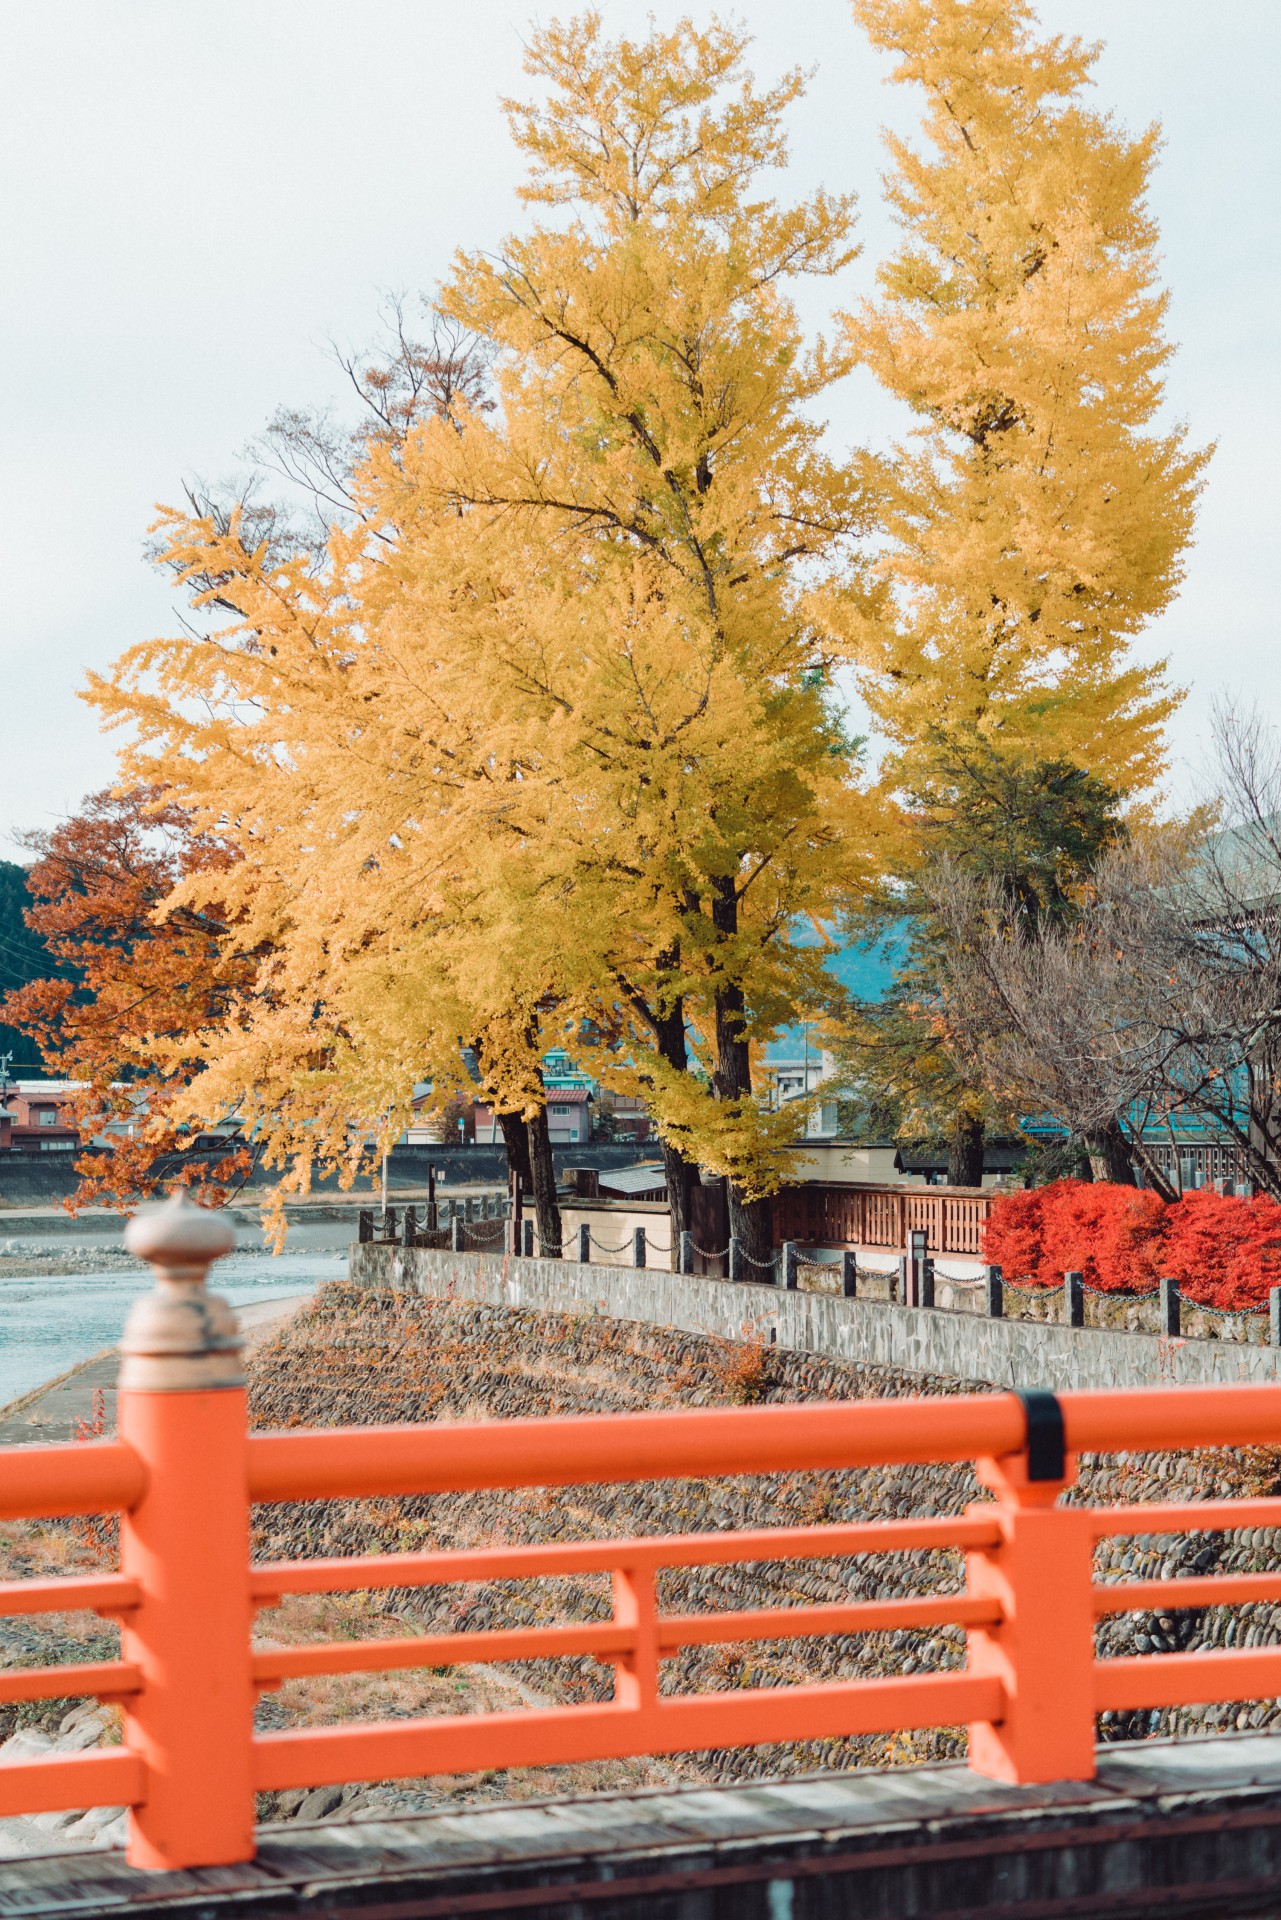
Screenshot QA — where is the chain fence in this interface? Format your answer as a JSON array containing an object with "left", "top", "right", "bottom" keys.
[
  {"left": 740, "top": 1249, "right": 779, "bottom": 1275},
  {"left": 985, "top": 1271, "right": 1275, "bottom": 1345},
  {"left": 1179, "top": 1295, "right": 1267, "bottom": 1321},
  {"left": 462, "top": 1219, "right": 507, "bottom": 1247}
]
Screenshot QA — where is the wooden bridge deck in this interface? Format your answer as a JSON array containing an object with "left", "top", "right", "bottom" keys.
[{"left": 5, "top": 1732, "right": 1281, "bottom": 1917}]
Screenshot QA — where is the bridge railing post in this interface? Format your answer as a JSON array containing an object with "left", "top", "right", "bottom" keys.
[
  {"left": 678, "top": 1230, "right": 694, "bottom": 1275},
  {"left": 965, "top": 1403, "right": 1096, "bottom": 1786},
  {"left": 611, "top": 1563, "right": 658, "bottom": 1722},
  {"left": 118, "top": 1192, "right": 254, "bottom": 1870}
]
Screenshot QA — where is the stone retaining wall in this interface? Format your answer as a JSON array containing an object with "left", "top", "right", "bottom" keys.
[{"left": 351, "top": 1243, "right": 1281, "bottom": 1391}]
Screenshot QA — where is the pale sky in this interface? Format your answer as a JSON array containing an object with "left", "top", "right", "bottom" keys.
[{"left": 1, "top": 0, "right": 1276, "bottom": 846}]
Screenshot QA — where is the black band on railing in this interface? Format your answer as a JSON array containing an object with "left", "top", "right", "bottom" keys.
[{"left": 1016, "top": 1389, "right": 1066, "bottom": 1482}]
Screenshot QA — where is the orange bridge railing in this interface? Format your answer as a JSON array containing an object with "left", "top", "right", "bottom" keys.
[{"left": 4, "top": 1193, "right": 1281, "bottom": 1871}]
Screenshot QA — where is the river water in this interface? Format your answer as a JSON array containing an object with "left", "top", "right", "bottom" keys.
[{"left": 0, "top": 1240, "right": 349, "bottom": 1409}]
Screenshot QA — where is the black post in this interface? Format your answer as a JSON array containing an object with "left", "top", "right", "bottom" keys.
[
  {"left": 404, "top": 1206, "right": 418, "bottom": 1249},
  {"left": 358, "top": 1209, "right": 372, "bottom": 1245},
  {"left": 920, "top": 1256, "right": 935, "bottom": 1310},
  {"left": 782, "top": 1241, "right": 798, "bottom": 1291},
  {"left": 632, "top": 1226, "right": 646, "bottom": 1270},
  {"left": 521, "top": 1217, "right": 535, "bottom": 1258},
  {"left": 451, "top": 1216, "right": 465, "bottom": 1254},
  {"left": 578, "top": 1222, "right": 591, "bottom": 1262},
  {"left": 1160, "top": 1276, "right": 1181, "bottom": 1337},
  {"left": 894, "top": 1257, "right": 906, "bottom": 1305},
  {"left": 729, "top": 1236, "right": 744, "bottom": 1283},
  {"left": 986, "top": 1265, "right": 1004, "bottom": 1319},
  {"left": 908, "top": 1229, "right": 928, "bottom": 1307},
  {"left": 841, "top": 1249, "right": 857, "bottom": 1299},
  {"left": 1064, "top": 1270, "right": 1085, "bottom": 1328},
  {"left": 679, "top": 1230, "right": 694, "bottom": 1276}
]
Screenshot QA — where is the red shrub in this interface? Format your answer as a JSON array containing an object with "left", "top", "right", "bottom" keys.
[
  {"left": 983, "top": 1180, "right": 1165, "bottom": 1294},
  {"left": 983, "top": 1179, "right": 1281, "bottom": 1309},
  {"left": 978, "top": 1185, "right": 1045, "bottom": 1288},
  {"left": 1159, "top": 1188, "right": 1281, "bottom": 1310}
]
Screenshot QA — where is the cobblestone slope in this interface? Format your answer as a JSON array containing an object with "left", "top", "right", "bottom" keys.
[{"left": 248, "top": 1282, "right": 1281, "bottom": 1786}]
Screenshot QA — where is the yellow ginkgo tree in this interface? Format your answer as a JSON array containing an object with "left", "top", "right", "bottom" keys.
[
  {"left": 823, "top": 0, "right": 1209, "bottom": 1182},
  {"left": 840, "top": 0, "right": 1208, "bottom": 798},
  {"left": 92, "top": 11, "right": 886, "bottom": 1263}
]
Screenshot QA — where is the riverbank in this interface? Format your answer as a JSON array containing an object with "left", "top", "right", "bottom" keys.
[
  {"left": 0, "top": 1292, "right": 314, "bottom": 1448},
  {"left": 0, "top": 1244, "right": 345, "bottom": 1410}
]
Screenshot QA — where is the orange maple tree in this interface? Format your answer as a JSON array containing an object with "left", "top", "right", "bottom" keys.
[{"left": 1, "top": 786, "right": 257, "bottom": 1209}]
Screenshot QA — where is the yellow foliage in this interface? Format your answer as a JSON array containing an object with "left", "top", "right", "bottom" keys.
[
  {"left": 89, "top": 13, "right": 886, "bottom": 1211},
  {"left": 832, "top": 0, "right": 1209, "bottom": 804}
]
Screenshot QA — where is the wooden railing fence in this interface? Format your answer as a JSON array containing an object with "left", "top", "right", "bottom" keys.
[{"left": 772, "top": 1180, "right": 994, "bottom": 1256}]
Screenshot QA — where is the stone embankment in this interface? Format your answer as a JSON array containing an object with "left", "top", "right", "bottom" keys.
[
  {"left": 354, "top": 1241, "right": 1281, "bottom": 1388},
  {"left": 0, "top": 1241, "right": 140, "bottom": 1278}
]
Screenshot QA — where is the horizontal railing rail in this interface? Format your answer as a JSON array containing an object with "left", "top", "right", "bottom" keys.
[{"left": 6, "top": 1193, "right": 1281, "bottom": 1873}]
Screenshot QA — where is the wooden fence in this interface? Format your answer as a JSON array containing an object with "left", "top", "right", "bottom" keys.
[{"left": 772, "top": 1180, "right": 995, "bottom": 1257}]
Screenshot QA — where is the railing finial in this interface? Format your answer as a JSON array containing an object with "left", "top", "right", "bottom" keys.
[{"left": 121, "top": 1188, "right": 242, "bottom": 1391}]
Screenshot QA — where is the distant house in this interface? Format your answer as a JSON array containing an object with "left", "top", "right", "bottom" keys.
[
  {"left": 471, "top": 1089, "right": 591, "bottom": 1146},
  {"left": 0, "top": 1080, "right": 81, "bottom": 1152},
  {"left": 545, "top": 1087, "right": 591, "bottom": 1144},
  {"left": 594, "top": 1086, "right": 653, "bottom": 1141}
]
